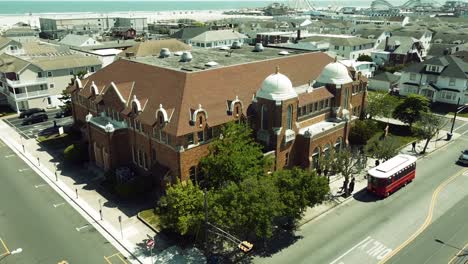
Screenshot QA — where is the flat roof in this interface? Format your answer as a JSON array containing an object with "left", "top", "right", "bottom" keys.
[{"left": 128, "top": 46, "right": 310, "bottom": 72}]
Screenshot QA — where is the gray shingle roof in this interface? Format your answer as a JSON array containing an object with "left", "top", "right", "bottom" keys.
[
  {"left": 59, "top": 34, "right": 100, "bottom": 47},
  {"left": 189, "top": 30, "right": 248, "bottom": 43},
  {"left": 376, "top": 36, "right": 419, "bottom": 55},
  {"left": 370, "top": 72, "right": 400, "bottom": 83},
  {"left": 300, "top": 36, "right": 375, "bottom": 46},
  {"left": 402, "top": 55, "right": 468, "bottom": 79},
  {"left": 170, "top": 27, "right": 209, "bottom": 41}
]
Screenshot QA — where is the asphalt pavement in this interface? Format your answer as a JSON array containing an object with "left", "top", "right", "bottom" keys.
[
  {"left": 0, "top": 140, "right": 125, "bottom": 263},
  {"left": 3, "top": 109, "right": 73, "bottom": 140},
  {"left": 255, "top": 124, "right": 468, "bottom": 264}
]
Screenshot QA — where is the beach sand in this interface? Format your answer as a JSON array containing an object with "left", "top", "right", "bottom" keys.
[{"left": 0, "top": 10, "right": 271, "bottom": 29}]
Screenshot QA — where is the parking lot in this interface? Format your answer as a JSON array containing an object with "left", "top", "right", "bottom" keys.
[{"left": 4, "top": 109, "right": 73, "bottom": 139}]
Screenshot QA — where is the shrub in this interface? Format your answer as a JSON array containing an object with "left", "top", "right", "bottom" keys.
[
  {"left": 63, "top": 143, "right": 88, "bottom": 164},
  {"left": 349, "top": 120, "right": 380, "bottom": 146}
]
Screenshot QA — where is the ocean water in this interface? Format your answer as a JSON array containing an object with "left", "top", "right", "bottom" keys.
[{"left": 0, "top": 1, "right": 375, "bottom": 15}]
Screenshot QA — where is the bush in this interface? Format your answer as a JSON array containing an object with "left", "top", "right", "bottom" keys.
[
  {"left": 357, "top": 54, "right": 373, "bottom": 62},
  {"left": 349, "top": 120, "right": 380, "bottom": 146},
  {"left": 63, "top": 143, "right": 88, "bottom": 164}
]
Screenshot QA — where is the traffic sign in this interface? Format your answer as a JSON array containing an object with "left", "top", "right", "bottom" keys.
[{"left": 146, "top": 239, "right": 155, "bottom": 249}]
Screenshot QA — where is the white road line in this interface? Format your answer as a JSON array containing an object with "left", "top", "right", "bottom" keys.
[
  {"left": 4, "top": 154, "right": 15, "bottom": 158},
  {"left": 34, "top": 184, "right": 46, "bottom": 188},
  {"left": 18, "top": 168, "right": 30, "bottom": 172},
  {"left": 330, "top": 236, "right": 372, "bottom": 264},
  {"left": 453, "top": 122, "right": 468, "bottom": 132},
  {"left": 53, "top": 203, "right": 65, "bottom": 208},
  {"left": 75, "top": 224, "right": 90, "bottom": 232}
]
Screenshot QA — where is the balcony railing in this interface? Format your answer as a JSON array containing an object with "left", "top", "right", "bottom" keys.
[
  {"left": 6, "top": 77, "right": 48, "bottom": 88},
  {"left": 14, "top": 89, "right": 49, "bottom": 100}
]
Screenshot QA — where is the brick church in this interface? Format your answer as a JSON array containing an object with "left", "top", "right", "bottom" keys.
[{"left": 68, "top": 45, "right": 367, "bottom": 187}]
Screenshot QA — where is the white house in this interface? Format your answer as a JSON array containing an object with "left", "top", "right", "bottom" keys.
[
  {"left": 187, "top": 30, "right": 249, "bottom": 49},
  {"left": 340, "top": 59, "right": 376, "bottom": 78},
  {"left": 368, "top": 72, "right": 400, "bottom": 92},
  {"left": 399, "top": 55, "right": 468, "bottom": 105},
  {"left": 0, "top": 53, "right": 102, "bottom": 112},
  {"left": 59, "top": 34, "right": 102, "bottom": 47},
  {"left": 300, "top": 35, "right": 375, "bottom": 60},
  {"left": 0, "top": 37, "right": 23, "bottom": 55}
]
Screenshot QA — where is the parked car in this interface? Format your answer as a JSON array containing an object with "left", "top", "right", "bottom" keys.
[
  {"left": 55, "top": 108, "right": 72, "bottom": 118},
  {"left": 19, "top": 108, "right": 45, "bottom": 118},
  {"left": 458, "top": 150, "right": 468, "bottom": 165},
  {"left": 22, "top": 112, "right": 48, "bottom": 125}
]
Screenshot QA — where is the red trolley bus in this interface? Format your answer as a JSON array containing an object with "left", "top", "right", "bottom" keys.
[{"left": 367, "top": 154, "right": 417, "bottom": 198}]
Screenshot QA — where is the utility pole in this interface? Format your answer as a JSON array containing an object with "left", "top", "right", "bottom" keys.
[{"left": 450, "top": 97, "right": 461, "bottom": 134}]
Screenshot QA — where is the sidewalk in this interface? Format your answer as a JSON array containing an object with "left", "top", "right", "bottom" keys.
[
  {"left": 299, "top": 129, "right": 460, "bottom": 226},
  {"left": 0, "top": 120, "right": 200, "bottom": 264}
]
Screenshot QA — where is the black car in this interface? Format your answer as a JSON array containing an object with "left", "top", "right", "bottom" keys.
[
  {"left": 22, "top": 112, "right": 48, "bottom": 125},
  {"left": 55, "top": 108, "right": 72, "bottom": 118},
  {"left": 19, "top": 108, "right": 45, "bottom": 118}
]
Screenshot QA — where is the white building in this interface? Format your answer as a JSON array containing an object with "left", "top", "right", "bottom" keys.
[
  {"left": 187, "top": 30, "right": 249, "bottom": 49},
  {"left": 300, "top": 35, "right": 375, "bottom": 60},
  {"left": 339, "top": 59, "right": 376, "bottom": 78},
  {"left": 0, "top": 37, "right": 24, "bottom": 55},
  {"left": 368, "top": 72, "right": 400, "bottom": 92},
  {"left": 0, "top": 53, "right": 102, "bottom": 112},
  {"left": 59, "top": 34, "right": 102, "bottom": 47},
  {"left": 399, "top": 55, "right": 468, "bottom": 105}
]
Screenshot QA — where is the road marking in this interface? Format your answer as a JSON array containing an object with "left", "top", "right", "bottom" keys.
[
  {"left": 104, "top": 253, "right": 129, "bottom": 264},
  {"left": 448, "top": 241, "right": 468, "bottom": 264},
  {"left": 4, "top": 154, "right": 15, "bottom": 158},
  {"left": 18, "top": 168, "right": 30, "bottom": 172},
  {"left": 0, "top": 238, "right": 10, "bottom": 257},
  {"left": 453, "top": 122, "right": 468, "bottom": 132},
  {"left": 75, "top": 224, "right": 91, "bottom": 232},
  {"left": 53, "top": 203, "right": 65, "bottom": 208},
  {"left": 34, "top": 184, "right": 47, "bottom": 188},
  {"left": 330, "top": 236, "right": 372, "bottom": 264},
  {"left": 379, "top": 168, "right": 468, "bottom": 263}
]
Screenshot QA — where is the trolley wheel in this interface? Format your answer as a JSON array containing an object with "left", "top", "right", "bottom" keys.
[{"left": 385, "top": 192, "right": 390, "bottom": 197}]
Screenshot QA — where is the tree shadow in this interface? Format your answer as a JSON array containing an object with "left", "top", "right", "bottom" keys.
[{"left": 253, "top": 226, "right": 303, "bottom": 258}]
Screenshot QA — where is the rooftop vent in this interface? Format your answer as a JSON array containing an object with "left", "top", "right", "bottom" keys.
[
  {"left": 278, "top": 50, "right": 290, "bottom": 55},
  {"left": 125, "top": 52, "right": 135, "bottom": 58},
  {"left": 220, "top": 46, "right": 230, "bottom": 50},
  {"left": 231, "top": 41, "right": 242, "bottom": 49},
  {"left": 180, "top": 51, "right": 193, "bottom": 62},
  {"left": 174, "top": 51, "right": 183, "bottom": 56},
  {"left": 160, "top": 48, "right": 171, "bottom": 58},
  {"left": 254, "top": 43, "right": 264, "bottom": 52},
  {"left": 205, "top": 61, "right": 218, "bottom": 67}
]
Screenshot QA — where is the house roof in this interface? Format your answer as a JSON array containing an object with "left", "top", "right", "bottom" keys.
[
  {"left": 170, "top": 27, "right": 209, "bottom": 41},
  {"left": 189, "top": 30, "right": 248, "bottom": 43},
  {"left": 76, "top": 52, "right": 335, "bottom": 136},
  {"left": 22, "top": 42, "right": 71, "bottom": 56},
  {"left": 0, "top": 37, "right": 19, "bottom": 50},
  {"left": 298, "top": 86, "right": 334, "bottom": 106},
  {"left": 370, "top": 72, "right": 400, "bottom": 83},
  {"left": 376, "top": 36, "right": 420, "bottom": 55},
  {"left": 432, "top": 31, "right": 468, "bottom": 44},
  {"left": 3, "top": 27, "right": 38, "bottom": 35},
  {"left": 0, "top": 53, "right": 30, "bottom": 73},
  {"left": 300, "top": 36, "right": 375, "bottom": 46},
  {"left": 402, "top": 55, "right": 468, "bottom": 79},
  {"left": 119, "top": 39, "right": 191, "bottom": 58},
  {"left": 31, "top": 55, "right": 101, "bottom": 71},
  {"left": 59, "top": 34, "right": 100, "bottom": 47},
  {"left": 391, "top": 29, "right": 431, "bottom": 39}
]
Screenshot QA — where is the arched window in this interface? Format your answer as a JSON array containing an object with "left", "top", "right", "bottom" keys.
[
  {"left": 199, "top": 115, "right": 203, "bottom": 126},
  {"left": 312, "top": 147, "right": 320, "bottom": 169},
  {"left": 261, "top": 105, "right": 268, "bottom": 130},
  {"left": 334, "top": 137, "right": 343, "bottom": 153},
  {"left": 323, "top": 144, "right": 331, "bottom": 159},
  {"left": 132, "top": 102, "right": 139, "bottom": 115},
  {"left": 286, "top": 105, "right": 293, "bottom": 130}
]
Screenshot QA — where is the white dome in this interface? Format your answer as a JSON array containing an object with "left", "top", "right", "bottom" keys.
[
  {"left": 316, "top": 62, "right": 353, "bottom": 85},
  {"left": 256, "top": 72, "right": 297, "bottom": 101}
]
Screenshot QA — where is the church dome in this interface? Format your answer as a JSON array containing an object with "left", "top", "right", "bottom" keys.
[
  {"left": 256, "top": 69, "right": 297, "bottom": 101},
  {"left": 316, "top": 62, "right": 353, "bottom": 85}
]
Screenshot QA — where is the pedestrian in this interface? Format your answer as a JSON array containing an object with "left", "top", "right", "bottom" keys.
[
  {"left": 340, "top": 179, "right": 348, "bottom": 193},
  {"left": 53, "top": 120, "right": 57, "bottom": 128},
  {"left": 348, "top": 177, "right": 355, "bottom": 196},
  {"left": 411, "top": 141, "right": 416, "bottom": 152}
]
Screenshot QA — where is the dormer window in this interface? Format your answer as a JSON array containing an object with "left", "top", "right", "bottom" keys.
[{"left": 199, "top": 116, "right": 203, "bottom": 127}]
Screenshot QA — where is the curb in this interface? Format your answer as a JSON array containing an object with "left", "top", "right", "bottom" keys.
[
  {"left": 137, "top": 212, "right": 160, "bottom": 234},
  {"left": 0, "top": 130, "right": 143, "bottom": 264}
]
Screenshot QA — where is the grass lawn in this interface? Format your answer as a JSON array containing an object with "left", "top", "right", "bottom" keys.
[
  {"left": 369, "top": 120, "right": 418, "bottom": 150},
  {"left": 139, "top": 209, "right": 161, "bottom": 231}
]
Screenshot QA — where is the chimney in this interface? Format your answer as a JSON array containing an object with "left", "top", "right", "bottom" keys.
[{"left": 384, "top": 36, "right": 389, "bottom": 51}]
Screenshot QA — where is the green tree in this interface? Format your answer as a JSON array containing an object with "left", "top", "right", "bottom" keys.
[
  {"left": 272, "top": 168, "right": 329, "bottom": 223},
  {"left": 158, "top": 180, "right": 205, "bottom": 236},
  {"left": 413, "top": 112, "right": 447, "bottom": 154},
  {"left": 58, "top": 89, "right": 72, "bottom": 112},
  {"left": 365, "top": 136, "right": 400, "bottom": 161},
  {"left": 366, "top": 91, "right": 399, "bottom": 120},
  {"left": 348, "top": 119, "right": 379, "bottom": 145},
  {"left": 331, "top": 147, "right": 364, "bottom": 196},
  {"left": 200, "top": 122, "right": 270, "bottom": 189},
  {"left": 211, "top": 176, "right": 283, "bottom": 240},
  {"left": 357, "top": 54, "right": 373, "bottom": 62},
  {"left": 393, "top": 94, "right": 430, "bottom": 127}
]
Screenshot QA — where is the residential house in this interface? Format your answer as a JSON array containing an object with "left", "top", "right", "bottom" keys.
[
  {"left": 373, "top": 36, "right": 424, "bottom": 66},
  {"left": 170, "top": 27, "right": 209, "bottom": 43},
  {"left": 0, "top": 37, "right": 23, "bottom": 55},
  {"left": 185, "top": 30, "right": 249, "bottom": 49},
  {"left": 300, "top": 35, "right": 376, "bottom": 60},
  {"left": 59, "top": 34, "right": 102, "bottom": 47},
  {"left": 339, "top": 60, "right": 376, "bottom": 78},
  {"left": 0, "top": 53, "right": 101, "bottom": 112},
  {"left": 399, "top": 55, "right": 468, "bottom": 105},
  {"left": 2, "top": 27, "right": 39, "bottom": 43},
  {"left": 349, "top": 16, "right": 410, "bottom": 27},
  {"left": 368, "top": 72, "right": 400, "bottom": 92},
  {"left": 67, "top": 47, "right": 367, "bottom": 188}
]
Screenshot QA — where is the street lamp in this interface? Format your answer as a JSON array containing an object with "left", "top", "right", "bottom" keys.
[{"left": 0, "top": 248, "right": 22, "bottom": 261}]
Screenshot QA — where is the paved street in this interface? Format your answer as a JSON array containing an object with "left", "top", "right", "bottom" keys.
[
  {"left": 3, "top": 109, "right": 73, "bottom": 139},
  {"left": 255, "top": 119, "right": 468, "bottom": 264},
  {"left": 0, "top": 140, "right": 126, "bottom": 263}
]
